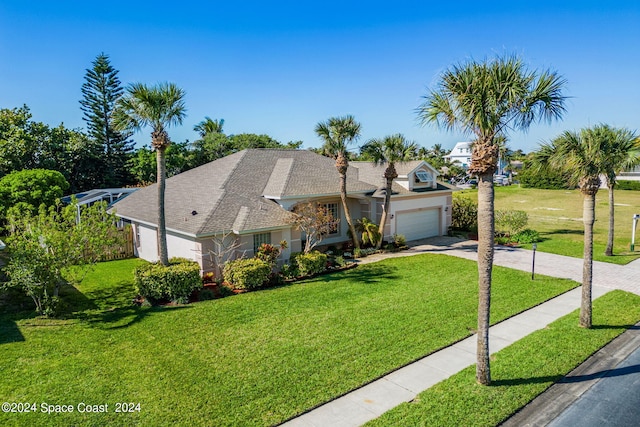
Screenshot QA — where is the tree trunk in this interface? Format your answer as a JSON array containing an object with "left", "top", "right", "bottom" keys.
[
  {"left": 605, "top": 183, "right": 615, "bottom": 256},
  {"left": 580, "top": 191, "right": 595, "bottom": 328},
  {"left": 337, "top": 152, "right": 360, "bottom": 250},
  {"left": 476, "top": 172, "right": 494, "bottom": 385},
  {"left": 377, "top": 176, "right": 393, "bottom": 249},
  {"left": 157, "top": 146, "right": 169, "bottom": 266}
]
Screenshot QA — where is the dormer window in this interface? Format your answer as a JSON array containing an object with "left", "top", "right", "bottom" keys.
[{"left": 415, "top": 171, "right": 432, "bottom": 183}]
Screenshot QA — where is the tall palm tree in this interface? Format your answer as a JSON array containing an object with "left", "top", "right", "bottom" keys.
[
  {"left": 417, "top": 55, "right": 566, "bottom": 385},
  {"left": 315, "top": 115, "right": 362, "bottom": 249},
  {"left": 598, "top": 125, "right": 639, "bottom": 256},
  {"left": 362, "top": 134, "right": 418, "bottom": 248},
  {"left": 114, "top": 82, "right": 186, "bottom": 266},
  {"left": 194, "top": 116, "right": 224, "bottom": 137},
  {"left": 535, "top": 126, "right": 613, "bottom": 328}
]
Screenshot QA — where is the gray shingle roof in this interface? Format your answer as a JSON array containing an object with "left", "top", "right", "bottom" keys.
[
  {"left": 113, "top": 149, "right": 376, "bottom": 236},
  {"left": 351, "top": 160, "right": 442, "bottom": 195}
]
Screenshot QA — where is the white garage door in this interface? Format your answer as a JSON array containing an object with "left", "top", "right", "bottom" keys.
[{"left": 396, "top": 209, "right": 440, "bottom": 241}]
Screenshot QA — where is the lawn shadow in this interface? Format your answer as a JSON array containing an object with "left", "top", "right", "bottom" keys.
[
  {"left": 78, "top": 304, "right": 192, "bottom": 330},
  {"left": 0, "top": 317, "right": 25, "bottom": 344},
  {"left": 492, "top": 364, "right": 640, "bottom": 387},
  {"left": 544, "top": 229, "right": 584, "bottom": 236},
  {"left": 589, "top": 324, "right": 640, "bottom": 331},
  {"left": 58, "top": 281, "right": 98, "bottom": 312},
  {"left": 493, "top": 323, "right": 640, "bottom": 388},
  {"left": 305, "top": 263, "right": 401, "bottom": 284}
]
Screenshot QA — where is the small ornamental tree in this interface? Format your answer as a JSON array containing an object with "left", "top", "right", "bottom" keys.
[
  {"left": 2, "top": 201, "right": 124, "bottom": 316},
  {"left": 292, "top": 202, "right": 338, "bottom": 253}
]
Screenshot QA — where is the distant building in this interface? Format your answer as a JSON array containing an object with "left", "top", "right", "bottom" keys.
[{"left": 444, "top": 142, "right": 472, "bottom": 169}]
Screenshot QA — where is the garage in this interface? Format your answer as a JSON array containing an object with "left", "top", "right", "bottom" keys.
[{"left": 396, "top": 208, "right": 440, "bottom": 241}]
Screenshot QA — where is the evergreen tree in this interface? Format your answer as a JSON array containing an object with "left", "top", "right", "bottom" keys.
[{"left": 80, "top": 53, "right": 134, "bottom": 188}]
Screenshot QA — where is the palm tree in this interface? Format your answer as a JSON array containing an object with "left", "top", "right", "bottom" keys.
[
  {"left": 315, "top": 115, "right": 362, "bottom": 250},
  {"left": 354, "top": 217, "right": 381, "bottom": 248},
  {"left": 362, "top": 134, "right": 418, "bottom": 248},
  {"left": 535, "top": 126, "right": 614, "bottom": 328},
  {"left": 194, "top": 116, "right": 224, "bottom": 137},
  {"left": 114, "top": 82, "right": 186, "bottom": 266},
  {"left": 417, "top": 55, "right": 566, "bottom": 385},
  {"left": 598, "top": 125, "right": 639, "bottom": 256}
]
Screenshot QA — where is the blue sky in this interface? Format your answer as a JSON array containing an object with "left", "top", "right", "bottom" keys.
[{"left": 1, "top": 1, "right": 638, "bottom": 153}]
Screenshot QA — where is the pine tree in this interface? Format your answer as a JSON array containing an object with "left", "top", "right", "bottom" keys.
[{"left": 80, "top": 53, "right": 134, "bottom": 188}]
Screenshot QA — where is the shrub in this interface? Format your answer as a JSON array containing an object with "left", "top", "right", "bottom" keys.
[
  {"left": 223, "top": 258, "right": 271, "bottom": 290},
  {"left": 295, "top": 251, "right": 328, "bottom": 276},
  {"left": 393, "top": 234, "right": 406, "bottom": 247},
  {"left": 617, "top": 180, "right": 640, "bottom": 191},
  {"left": 353, "top": 248, "right": 363, "bottom": 258},
  {"left": 198, "top": 288, "right": 217, "bottom": 301},
  {"left": 255, "top": 243, "right": 280, "bottom": 266},
  {"left": 451, "top": 194, "right": 478, "bottom": 231},
  {"left": 281, "top": 263, "right": 298, "bottom": 279},
  {"left": 266, "top": 272, "right": 284, "bottom": 288},
  {"left": 333, "top": 255, "right": 346, "bottom": 267},
  {"left": 518, "top": 163, "right": 572, "bottom": 189},
  {"left": 495, "top": 210, "right": 528, "bottom": 236},
  {"left": 134, "top": 258, "right": 202, "bottom": 304},
  {"left": 512, "top": 228, "right": 540, "bottom": 244}
]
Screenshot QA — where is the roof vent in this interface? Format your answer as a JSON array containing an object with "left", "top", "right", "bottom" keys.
[{"left": 191, "top": 210, "right": 198, "bottom": 216}]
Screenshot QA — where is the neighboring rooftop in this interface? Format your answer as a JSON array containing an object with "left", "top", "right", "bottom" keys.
[{"left": 61, "top": 188, "right": 139, "bottom": 207}]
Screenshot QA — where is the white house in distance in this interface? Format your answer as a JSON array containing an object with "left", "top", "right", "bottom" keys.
[
  {"left": 444, "top": 142, "right": 472, "bottom": 169},
  {"left": 112, "top": 149, "right": 454, "bottom": 272}
]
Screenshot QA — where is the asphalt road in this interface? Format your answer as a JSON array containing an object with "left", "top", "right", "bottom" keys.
[
  {"left": 501, "top": 323, "right": 640, "bottom": 427},
  {"left": 547, "top": 340, "right": 640, "bottom": 427}
]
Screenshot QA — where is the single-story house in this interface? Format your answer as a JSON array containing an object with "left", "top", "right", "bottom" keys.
[{"left": 112, "top": 149, "right": 453, "bottom": 272}]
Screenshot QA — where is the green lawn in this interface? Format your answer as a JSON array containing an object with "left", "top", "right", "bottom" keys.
[
  {"left": 458, "top": 186, "right": 640, "bottom": 264},
  {"left": 367, "top": 290, "right": 640, "bottom": 427},
  {"left": 0, "top": 255, "right": 576, "bottom": 427}
]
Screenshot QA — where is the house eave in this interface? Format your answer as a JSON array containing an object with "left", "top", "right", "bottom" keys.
[
  {"left": 266, "top": 189, "right": 372, "bottom": 201},
  {"left": 114, "top": 213, "right": 199, "bottom": 238}
]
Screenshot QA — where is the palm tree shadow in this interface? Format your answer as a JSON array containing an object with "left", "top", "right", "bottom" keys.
[
  {"left": 492, "top": 364, "right": 640, "bottom": 387},
  {"left": 493, "top": 323, "right": 640, "bottom": 387},
  {"left": 78, "top": 304, "right": 192, "bottom": 330}
]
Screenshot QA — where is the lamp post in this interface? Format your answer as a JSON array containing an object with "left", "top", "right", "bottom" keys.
[
  {"left": 531, "top": 243, "right": 537, "bottom": 280},
  {"left": 632, "top": 214, "right": 640, "bottom": 252}
]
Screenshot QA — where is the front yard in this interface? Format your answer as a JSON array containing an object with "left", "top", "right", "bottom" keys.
[{"left": 0, "top": 256, "right": 576, "bottom": 426}]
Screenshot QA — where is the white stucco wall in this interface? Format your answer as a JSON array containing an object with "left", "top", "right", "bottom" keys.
[
  {"left": 134, "top": 223, "right": 159, "bottom": 262},
  {"left": 133, "top": 223, "right": 200, "bottom": 264}
]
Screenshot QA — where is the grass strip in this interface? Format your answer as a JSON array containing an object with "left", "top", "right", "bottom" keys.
[{"left": 366, "top": 290, "right": 640, "bottom": 427}]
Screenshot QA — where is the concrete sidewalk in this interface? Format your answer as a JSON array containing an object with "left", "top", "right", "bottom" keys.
[{"left": 281, "top": 237, "right": 640, "bottom": 427}]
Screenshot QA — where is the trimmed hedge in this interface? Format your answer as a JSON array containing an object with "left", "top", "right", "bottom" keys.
[
  {"left": 134, "top": 258, "right": 202, "bottom": 304},
  {"left": 617, "top": 180, "right": 640, "bottom": 191},
  {"left": 518, "top": 164, "right": 572, "bottom": 189},
  {"left": 294, "top": 251, "right": 328, "bottom": 276},
  {"left": 223, "top": 258, "right": 271, "bottom": 290}
]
